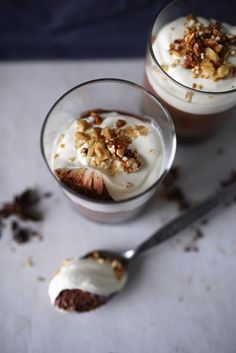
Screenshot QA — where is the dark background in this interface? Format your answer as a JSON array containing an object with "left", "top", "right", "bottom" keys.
[
  {"left": 0, "top": 0, "right": 169, "bottom": 60},
  {"left": 0, "top": 0, "right": 234, "bottom": 60}
]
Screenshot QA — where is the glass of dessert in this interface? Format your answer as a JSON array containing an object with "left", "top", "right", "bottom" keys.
[
  {"left": 41, "top": 78, "right": 176, "bottom": 223},
  {"left": 144, "top": 0, "right": 236, "bottom": 141}
]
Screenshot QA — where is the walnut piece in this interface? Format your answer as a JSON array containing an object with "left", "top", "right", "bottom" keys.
[
  {"left": 168, "top": 16, "right": 236, "bottom": 82},
  {"left": 73, "top": 114, "right": 149, "bottom": 176}
]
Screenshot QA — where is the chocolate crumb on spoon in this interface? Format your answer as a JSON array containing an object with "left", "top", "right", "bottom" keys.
[{"left": 49, "top": 181, "right": 236, "bottom": 313}]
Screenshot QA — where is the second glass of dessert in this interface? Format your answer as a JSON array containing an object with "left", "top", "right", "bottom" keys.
[
  {"left": 41, "top": 79, "right": 176, "bottom": 223},
  {"left": 144, "top": 0, "right": 236, "bottom": 141}
]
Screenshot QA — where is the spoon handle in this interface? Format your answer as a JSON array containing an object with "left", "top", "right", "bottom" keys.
[{"left": 134, "top": 182, "right": 236, "bottom": 257}]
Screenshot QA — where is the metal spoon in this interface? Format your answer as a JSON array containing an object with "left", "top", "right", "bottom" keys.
[{"left": 50, "top": 181, "right": 236, "bottom": 313}]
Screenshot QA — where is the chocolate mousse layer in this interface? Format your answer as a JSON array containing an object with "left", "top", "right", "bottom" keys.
[
  {"left": 55, "top": 289, "right": 110, "bottom": 313},
  {"left": 144, "top": 73, "right": 234, "bottom": 142}
]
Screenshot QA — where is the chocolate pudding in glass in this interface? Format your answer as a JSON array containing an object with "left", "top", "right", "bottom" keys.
[
  {"left": 41, "top": 79, "right": 176, "bottom": 223},
  {"left": 144, "top": 0, "right": 236, "bottom": 142}
]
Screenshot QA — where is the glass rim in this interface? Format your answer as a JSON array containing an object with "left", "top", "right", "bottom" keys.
[
  {"left": 40, "top": 77, "right": 176, "bottom": 205},
  {"left": 148, "top": 0, "right": 236, "bottom": 96}
]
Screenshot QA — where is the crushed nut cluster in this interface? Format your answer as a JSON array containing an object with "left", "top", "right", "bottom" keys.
[
  {"left": 87, "top": 251, "right": 125, "bottom": 280},
  {"left": 74, "top": 112, "right": 149, "bottom": 176},
  {"left": 169, "top": 15, "right": 236, "bottom": 81}
]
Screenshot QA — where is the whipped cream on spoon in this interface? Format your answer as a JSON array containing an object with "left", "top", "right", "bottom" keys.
[{"left": 49, "top": 181, "right": 236, "bottom": 313}]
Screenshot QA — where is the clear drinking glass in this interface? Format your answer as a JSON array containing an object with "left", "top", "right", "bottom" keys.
[
  {"left": 144, "top": 0, "right": 236, "bottom": 142},
  {"left": 41, "top": 78, "right": 176, "bottom": 223}
]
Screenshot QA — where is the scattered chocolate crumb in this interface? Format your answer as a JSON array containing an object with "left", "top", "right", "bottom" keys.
[
  {"left": 0, "top": 188, "right": 51, "bottom": 244},
  {"left": 0, "top": 189, "right": 43, "bottom": 221},
  {"left": 193, "top": 228, "right": 204, "bottom": 241},
  {"left": 37, "top": 276, "right": 46, "bottom": 282},
  {"left": 159, "top": 167, "right": 190, "bottom": 210},
  {"left": 184, "top": 244, "right": 199, "bottom": 252},
  {"left": 43, "top": 192, "right": 52, "bottom": 198},
  {"left": 11, "top": 221, "right": 37, "bottom": 244},
  {"left": 184, "top": 228, "right": 204, "bottom": 252}
]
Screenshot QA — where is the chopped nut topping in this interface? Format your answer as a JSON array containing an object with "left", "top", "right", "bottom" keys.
[
  {"left": 68, "top": 157, "right": 76, "bottom": 162},
  {"left": 73, "top": 115, "right": 150, "bottom": 176},
  {"left": 54, "top": 153, "right": 59, "bottom": 159},
  {"left": 91, "top": 112, "right": 103, "bottom": 125},
  {"left": 185, "top": 91, "right": 193, "bottom": 102},
  {"left": 116, "top": 119, "right": 126, "bottom": 128},
  {"left": 169, "top": 16, "right": 236, "bottom": 82},
  {"left": 77, "top": 119, "right": 91, "bottom": 132},
  {"left": 60, "top": 144, "right": 65, "bottom": 148},
  {"left": 74, "top": 132, "right": 90, "bottom": 148}
]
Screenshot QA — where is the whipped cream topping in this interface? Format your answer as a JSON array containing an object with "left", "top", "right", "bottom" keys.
[
  {"left": 146, "top": 16, "right": 236, "bottom": 114},
  {"left": 52, "top": 111, "right": 164, "bottom": 201},
  {"left": 48, "top": 258, "right": 127, "bottom": 304}
]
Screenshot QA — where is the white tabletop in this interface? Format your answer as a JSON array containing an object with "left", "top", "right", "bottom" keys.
[{"left": 0, "top": 60, "right": 236, "bottom": 353}]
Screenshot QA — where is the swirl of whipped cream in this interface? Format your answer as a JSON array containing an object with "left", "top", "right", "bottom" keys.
[
  {"left": 48, "top": 258, "right": 127, "bottom": 305},
  {"left": 52, "top": 111, "right": 164, "bottom": 201},
  {"left": 146, "top": 16, "right": 236, "bottom": 114}
]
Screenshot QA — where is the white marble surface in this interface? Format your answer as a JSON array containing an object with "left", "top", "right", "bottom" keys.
[{"left": 0, "top": 60, "right": 236, "bottom": 353}]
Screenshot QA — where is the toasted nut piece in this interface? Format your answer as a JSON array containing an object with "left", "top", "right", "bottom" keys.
[
  {"left": 214, "top": 44, "right": 223, "bottom": 53},
  {"left": 124, "top": 158, "right": 140, "bottom": 173},
  {"left": 87, "top": 146, "right": 95, "bottom": 157},
  {"left": 94, "top": 140, "right": 110, "bottom": 160},
  {"left": 136, "top": 125, "right": 149, "bottom": 136},
  {"left": 103, "top": 127, "right": 113, "bottom": 140},
  {"left": 123, "top": 126, "right": 137, "bottom": 138},
  {"left": 116, "top": 145, "right": 125, "bottom": 158},
  {"left": 77, "top": 119, "right": 91, "bottom": 132},
  {"left": 110, "top": 159, "right": 125, "bottom": 175},
  {"left": 185, "top": 92, "right": 193, "bottom": 103},
  {"left": 200, "top": 58, "right": 215, "bottom": 78},
  {"left": 91, "top": 112, "right": 103, "bottom": 125},
  {"left": 116, "top": 119, "right": 126, "bottom": 128},
  {"left": 90, "top": 128, "right": 101, "bottom": 141},
  {"left": 74, "top": 132, "right": 90, "bottom": 148},
  {"left": 205, "top": 47, "right": 220, "bottom": 63},
  {"left": 107, "top": 144, "right": 116, "bottom": 154},
  {"left": 216, "top": 64, "right": 232, "bottom": 80}
]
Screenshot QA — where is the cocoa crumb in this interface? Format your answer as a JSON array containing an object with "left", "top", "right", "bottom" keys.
[
  {"left": 0, "top": 188, "right": 51, "bottom": 244},
  {"left": 184, "top": 228, "right": 204, "bottom": 252},
  {"left": 160, "top": 167, "right": 190, "bottom": 210},
  {"left": 11, "top": 221, "right": 38, "bottom": 244},
  {"left": 0, "top": 189, "right": 43, "bottom": 222},
  {"left": 169, "top": 15, "right": 236, "bottom": 81}
]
